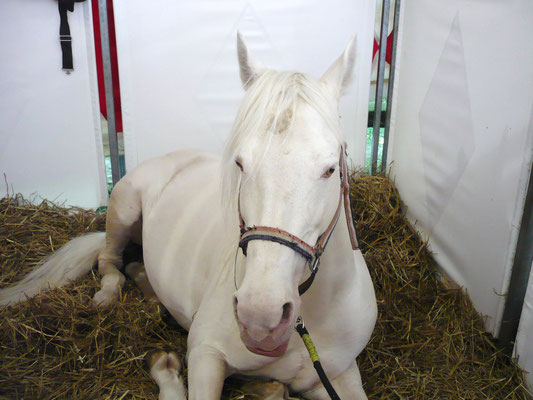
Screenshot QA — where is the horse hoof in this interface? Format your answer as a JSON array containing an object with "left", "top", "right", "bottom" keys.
[
  {"left": 91, "top": 289, "right": 118, "bottom": 306},
  {"left": 125, "top": 261, "right": 145, "bottom": 279},
  {"left": 147, "top": 351, "right": 187, "bottom": 398},
  {"left": 147, "top": 350, "right": 181, "bottom": 372},
  {"left": 147, "top": 351, "right": 182, "bottom": 384},
  {"left": 125, "top": 262, "right": 161, "bottom": 303}
]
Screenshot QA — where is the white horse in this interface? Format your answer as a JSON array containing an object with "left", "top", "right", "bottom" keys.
[{"left": 0, "top": 34, "right": 377, "bottom": 399}]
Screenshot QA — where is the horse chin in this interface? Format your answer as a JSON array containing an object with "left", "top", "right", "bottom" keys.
[
  {"left": 244, "top": 339, "right": 290, "bottom": 357},
  {"left": 238, "top": 322, "right": 294, "bottom": 358}
]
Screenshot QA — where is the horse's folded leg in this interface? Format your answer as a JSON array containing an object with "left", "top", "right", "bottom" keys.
[
  {"left": 187, "top": 346, "right": 227, "bottom": 400},
  {"left": 147, "top": 351, "right": 187, "bottom": 400},
  {"left": 92, "top": 178, "right": 142, "bottom": 306},
  {"left": 240, "top": 380, "right": 289, "bottom": 399}
]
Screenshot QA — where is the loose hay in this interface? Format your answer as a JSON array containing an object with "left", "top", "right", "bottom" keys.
[{"left": 0, "top": 177, "right": 531, "bottom": 399}]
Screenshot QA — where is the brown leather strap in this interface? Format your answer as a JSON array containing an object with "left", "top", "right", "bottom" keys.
[
  {"left": 239, "top": 226, "right": 315, "bottom": 260},
  {"left": 314, "top": 192, "right": 342, "bottom": 251},
  {"left": 340, "top": 147, "right": 359, "bottom": 250}
]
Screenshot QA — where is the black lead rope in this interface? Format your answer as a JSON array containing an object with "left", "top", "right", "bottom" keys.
[{"left": 295, "top": 318, "right": 341, "bottom": 400}]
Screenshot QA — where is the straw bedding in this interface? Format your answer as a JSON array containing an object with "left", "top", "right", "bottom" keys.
[{"left": 0, "top": 175, "right": 531, "bottom": 399}]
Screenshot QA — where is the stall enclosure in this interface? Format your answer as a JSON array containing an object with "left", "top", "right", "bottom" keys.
[
  {"left": 3, "top": 0, "right": 532, "bottom": 389},
  {"left": 0, "top": 0, "right": 107, "bottom": 209},
  {"left": 386, "top": 0, "right": 533, "bottom": 388}
]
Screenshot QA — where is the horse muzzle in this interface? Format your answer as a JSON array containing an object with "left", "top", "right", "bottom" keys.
[{"left": 233, "top": 295, "right": 296, "bottom": 357}]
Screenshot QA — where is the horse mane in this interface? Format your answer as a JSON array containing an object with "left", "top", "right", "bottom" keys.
[{"left": 221, "top": 70, "right": 344, "bottom": 215}]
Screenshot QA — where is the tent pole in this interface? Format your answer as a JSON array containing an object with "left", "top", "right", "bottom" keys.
[
  {"left": 97, "top": 0, "right": 120, "bottom": 186},
  {"left": 381, "top": 0, "right": 400, "bottom": 172},
  {"left": 499, "top": 157, "right": 533, "bottom": 352},
  {"left": 371, "top": 0, "right": 390, "bottom": 175}
]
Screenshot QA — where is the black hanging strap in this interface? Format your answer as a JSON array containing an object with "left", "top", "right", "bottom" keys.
[{"left": 58, "top": 0, "right": 86, "bottom": 73}]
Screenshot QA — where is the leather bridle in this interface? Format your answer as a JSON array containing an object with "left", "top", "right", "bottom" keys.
[{"left": 237, "top": 145, "right": 359, "bottom": 295}]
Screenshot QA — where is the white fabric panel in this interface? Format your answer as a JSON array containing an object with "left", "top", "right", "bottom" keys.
[
  {"left": 0, "top": 0, "right": 106, "bottom": 208},
  {"left": 113, "top": 0, "right": 376, "bottom": 170},
  {"left": 515, "top": 261, "right": 533, "bottom": 390},
  {"left": 388, "top": 0, "right": 533, "bottom": 335}
]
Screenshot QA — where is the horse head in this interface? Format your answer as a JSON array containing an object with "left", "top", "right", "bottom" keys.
[{"left": 225, "top": 33, "right": 357, "bottom": 357}]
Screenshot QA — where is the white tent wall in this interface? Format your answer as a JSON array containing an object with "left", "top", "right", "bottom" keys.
[
  {"left": 387, "top": 0, "right": 533, "bottom": 339},
  {"left": 112, "top": 0, "right": 376, "bottom": 171},
  {"left": 0, "top": 0, "right": 107, "bottom": 209}
]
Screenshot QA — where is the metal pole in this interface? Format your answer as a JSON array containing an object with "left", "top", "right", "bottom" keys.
[
  {"left": 98, "top": 0, "right": 121, "bottom": 186},
  {"left": 381, "top": 0, "right": 400, "bottom": 172},
  {"left": 499, "top": 160, "right": 533, "bottom": 352},
  {"left": 371, "top": 0, "right": 390, "bottom": 175}
]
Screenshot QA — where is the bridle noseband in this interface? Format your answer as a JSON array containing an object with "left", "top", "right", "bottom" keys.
[{"left": 237, "top": 145, "right": 359, "bottom": 295}]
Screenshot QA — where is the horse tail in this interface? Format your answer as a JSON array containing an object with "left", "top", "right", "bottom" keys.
[{"left": 0, "top": 232, "right": 106, "bottom": 306}]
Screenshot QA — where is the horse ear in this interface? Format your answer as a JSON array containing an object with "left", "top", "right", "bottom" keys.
[
  {"left": 320, "top": 36, "right": 357, "bottom": 98},
  {"left": 237, "top": 31, "right": 266, "bottom": 90}
]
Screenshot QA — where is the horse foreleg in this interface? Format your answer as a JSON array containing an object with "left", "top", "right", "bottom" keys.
[
  {"left": 93, "top": 179, "right": 142, "bottom": 306},
  {"left": 302, "top": 360, "right": 367, "bottom": 400},
  {"left": 187, "top": 346, "right": 227, "bottom": 400},
  {"left": 147, "top": 351, "right": 187, "bottom": 400}
]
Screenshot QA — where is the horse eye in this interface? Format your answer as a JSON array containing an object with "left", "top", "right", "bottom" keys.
[
  {"left": 323, "top": 167, "right": 336, "bottom": 178},
  {"left": 235, "top": 159, "right": 243, "bottom": 171}
]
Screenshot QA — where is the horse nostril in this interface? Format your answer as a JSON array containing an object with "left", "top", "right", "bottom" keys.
[{"left": 281, "top": 302, "right": 293, "bottom": 323}]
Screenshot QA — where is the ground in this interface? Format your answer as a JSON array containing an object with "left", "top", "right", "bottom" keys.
[{"left": 0, "top": 175, "right": 530, "bottom": 399}]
